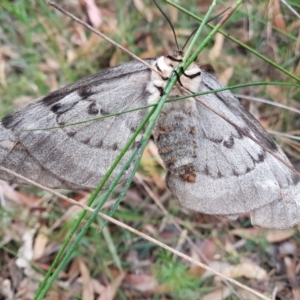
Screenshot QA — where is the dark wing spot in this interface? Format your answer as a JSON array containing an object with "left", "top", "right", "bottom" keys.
[
  {"left": 130, "top": 126, "right": 136, "bottom": 132},
  {"left": 112, "top": 143, "right": 118, "bottom": 151},
  {"left": 57, "top": 120, "right": 66, "bottom": 126},
  {"left": 95, "top": 140, "right": 103, "bottom": 148},
  {"left": 223, "top": 136, "right": 234, "bottom": 148},
  {"left": 233, "top": 169, "right": 239, "bottom": 177},
  {"left": 292, "top": 173, "right": 300, "bottom": 185},
  {"left": 82, "top": 137, "right": 91, "bottom": 144},
  {"left": 174, "top": 115, "right": 184, "bottom": 122},
  {"left": 158, "top": 146, "right": 172, "bottom": 154},
  {"left": 2, "top": 114, "right": 16, "bottom": 129},
  {"left": 133, "top": 141, "right": 141, "bottom": 149},
  {"left": 217, "top": 171, "right": 223, "bottom": 178},
  {"left": 51, "top": 103, "right": 62, "bottom": 113},
  {"left": 257, "top": 152, "right": 265, "bottom": 163},
  {"left": 180, "top": 172, "right": 197, "bottom": 183},
  {"left": 209, "top": 137, "right": 223, "bottom": 143},
  {"left": 78, "top": 87, "right": 95, "bottom": 100},
  {"left": 189, "top": 126, "right": 196, "bottom": 134},
  {"left": 265, "top": 138, "right": 278, "bottom": 152},
  {"left": 158, "top": 126, "right": 169, "bottom": 134},
  {"left": 204, "top": 165, "right": 209, "bottom": 176},
  {"left": 165, "top": 157, "right": 177, "bottom": 168},
  {"left": 67, "top": 131, "right": 76, "bottom": 137},
  {"left": 246, "top": 150, "right": 265, "bottom": 164},
  {"left": 245, "top": 167, "right": 251, "bottom": 173},
  {"left": 100, "top": 108, "right": 109, "bottom": 115},
  {"left": 88, "top": 102, "right": 99, "bottom": 115},
  {"left": 42, "top": 91, "right": 65, "bottom": 105}
]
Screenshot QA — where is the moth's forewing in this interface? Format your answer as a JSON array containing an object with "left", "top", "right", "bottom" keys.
[{"left": 0, "top": 60, "right": 155, "bottom": 189}]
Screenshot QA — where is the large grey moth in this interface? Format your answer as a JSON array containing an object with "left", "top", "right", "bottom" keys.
[{"left": 0, "top": 2, "right": 299, "bottom": 230}]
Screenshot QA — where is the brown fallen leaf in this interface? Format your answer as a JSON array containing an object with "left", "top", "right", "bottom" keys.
[
  {"left": 78, "top": 259, "right": 93, "bottom": 300},
  {"left": 209, "top": 33, "right": 225, "bottom": 61},
  {"left": 218, "top": 67, "right": 234, "bottom": 86},
  {"left": 202, "top": 286, "right": 231, "bottom": 300},
  {"left": 85, "top": 0, "right": 102, "bottom": 28},
  {"left": 98, "top": 272, "right": 125, "bottom": 300},
  {"left": 221, "top": 262, "right": 269, "bottom": 281},
  {"left": 271, "top": 0, "right": 287, "bottom": 31},
  {"left": 124, "top": 273, "right": 158, "bottom": 292},
  {"left": 33, "top": 225, "right": 49, "bottom": 261},
  {"left": 266, "top": 228, "right": 296, "bottom": 243},
  {"left": 284, "top": 257, "right": 300, "bottom": 300},
  {"left": 230, "top": 227, "right": 265, "bottom": 240}
]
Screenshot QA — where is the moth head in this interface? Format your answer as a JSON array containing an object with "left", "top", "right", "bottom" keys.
[{"left": 166, "top": 50, "right": 184, "bottom": 67}]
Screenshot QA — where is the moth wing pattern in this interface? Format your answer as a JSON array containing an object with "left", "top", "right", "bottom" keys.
[
  {"left": 155, "top": 69, "right": 300, "bottom": 229},
  {"left": 0, "top": 60, "right": 154, "bottom": 189},
  {"left": 1, "top": 52, "right": 300, "bottom": 229}
]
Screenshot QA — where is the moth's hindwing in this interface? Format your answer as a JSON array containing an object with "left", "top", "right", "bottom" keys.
[{"left": 154, "top": 66, "right": 300, "bottom": 229}]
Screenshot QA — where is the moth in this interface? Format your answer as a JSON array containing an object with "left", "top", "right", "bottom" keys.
[{"left": 1, "top": 6, "right": 300, "bottom": 230}]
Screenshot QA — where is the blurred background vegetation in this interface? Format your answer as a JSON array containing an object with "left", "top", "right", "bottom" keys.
[{"left": 0, "top": 0, "right": 300, "bottom": 299}]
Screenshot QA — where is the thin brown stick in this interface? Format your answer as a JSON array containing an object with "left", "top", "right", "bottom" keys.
[{"left": 0, "top": 165, "right": 271, "bottom": 300}]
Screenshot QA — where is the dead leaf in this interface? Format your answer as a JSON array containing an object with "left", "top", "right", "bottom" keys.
[
  {"left": 140, "top": 142, "right": 166, "bottom": 189},
  {"left": 266, "top": 228, "right": 296, "bottom": 243},
  {"left": 271, "top": 0, "right": 286, "bottom": 31},
  {"left": 0, "top": 279, "right": 14, "bottom": 300},
  {"left": 98, "top": 272, "right": 125, "bottom": 300},
  {"left": 16, "top": 228, "right": 36, "bottom": 269},
  {"left": 202, "top": 286, "right": 231, "bottom": 300},
  {"left": 133, "top": 0, "right": 153, "bottom": 22},
  {"left": 230, "top": 227, "right": 265, "bottom": 240},
  {"left": 67, "top": 258, "right": 81, "bottom": 283},
  {"left": 221, "top": 262, "right": 268, "bottom": 280},
  {"left": 78, "top": 259, "right": 93, "bottom": 300},
  {"left": 85, "top": 0, "right": 102, "bottom": 27},
  {"left": 218, "top": 67, "right": 234, "bottom": 86},
  {"left": 235, "top": 287, "right": 270, "bottom": 300},
  {"left": 91, "top": 279, "right": 106, "bottom": 295},
  {"left": 202, "top": 261, "right": 232, "bottom": 279},
  {"left": 125, "top": 273, "right": 158, "bottom": 292},
  {"left": 33, "top": 226, "right": 49, "bottom": 260},
  {"left": 266, "top": 85, "right": 285, "bottom": 102},
  {"left": 209, "top": 33, "right": 224, "bottom": 61},
  {"left": 284, "top": 257, "right": 300, "bottom": 300},
  {"left": 278, "top": 241, "right": 297, "bottom": 256}
]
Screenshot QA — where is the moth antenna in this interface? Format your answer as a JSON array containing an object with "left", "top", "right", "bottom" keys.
[
  {"left": 152, "top": 0, "right": 179, "bottom": 51},
  {"left": 182, "top": 8, "right": 231, "bottom": 51}
]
